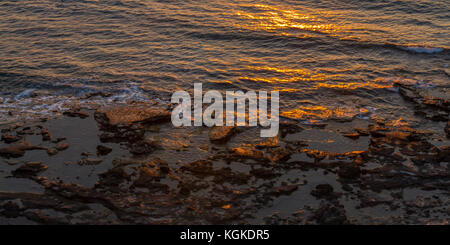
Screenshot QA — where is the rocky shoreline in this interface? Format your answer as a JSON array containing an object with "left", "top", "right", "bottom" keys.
[{"left": 0, "top": 82, "right": 449, "bottom": 225}]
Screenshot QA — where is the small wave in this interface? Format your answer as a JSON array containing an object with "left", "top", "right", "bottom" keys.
[
  {"left": 398, "top": 45, "right": 444, "bottom": 54},
  {"left": 0, "top": 83, "right": 169, "bottom": 124}
]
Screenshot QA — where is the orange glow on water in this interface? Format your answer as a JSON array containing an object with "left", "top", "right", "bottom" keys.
[{"left": 233, "top": 4, "right": 340, "bottom": 35}]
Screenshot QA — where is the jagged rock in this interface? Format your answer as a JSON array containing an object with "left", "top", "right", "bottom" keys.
[
  {"left": 12, "top": 162, "right": 48, "bottom": 177},
  {"left": 209, "top": 126, "right": 236, "bottom": 142}
]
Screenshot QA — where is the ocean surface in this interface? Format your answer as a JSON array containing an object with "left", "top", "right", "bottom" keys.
[{"left": 0, "top": 0, "right": 449, "bottom": 129}]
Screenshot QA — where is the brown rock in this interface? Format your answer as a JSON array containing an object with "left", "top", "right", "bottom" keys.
[
  {"left": 338, "top": 165, "right": 361, "bottom": 179},
  {"left": 95, "top": 105, "right": 171, "bottom": 126},
  {"left": 55, "top": 142, "right": 69, "bottom": 151},
  {"left": 12, "top": 162, "right": 48, "bottom": 177},
  {"left": 78, "top": 158, "right": 102, "bottom": 165},
  {"left": 343, "top": 133, "right": 360, "bottom": 140},
  {"left": 0, "top": 141, "right": 43, "bottom": 158},
  {"left": 269, "top": 184, "right": 298, "bottom": 196},
  {"left": 209, "top": 126, "right": 236, "bottom": 142},
  {"left": 96, "top": 145, "right": 112, "bottom": 156},
  {"left": 41, "top": 129, "right": 52, "bottom": 141},
  {"left": 46, "top": 148, "right": 58, "bottom": 156},
  {"left": 1, "top": 133, "right": 20, "bottom": 143},
  {"left": 63, "top": 110, "right": 89, "bottom": 119}
]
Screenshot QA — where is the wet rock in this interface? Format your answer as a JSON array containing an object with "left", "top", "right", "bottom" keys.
[
  {"left": 180, "top": 160, "right": 213, "bottom": 176},
  {"left": 80, "top": 91, "right": 112, "bottom": 99},
  {"left": 338, "top": 165, "right": 361, "bottom": 179},
  {"left": 209, "top": 126, "right": 236, "bottom": 143},
  {"left": 46, "top": 148, "right": 58, "bottom": 156},
  {"left": 343, "top": 133, "right": 360, "bottom": 140},
  {"left": 63, "top": 110, "right": 89, "bottom": 119},
  {"left": 12, "top": 162, "right": 48, "bottom": 177},
  {"left": 279, "top": 121, "right": 304, "bottom": 138},
  {"left": 78, "top": 158, "right": 102, "bottom": 165},
  {"left": 250, "top": 168, "right": 278, "bottom": 179},
  {"left": 310, "top": 203, "right": 348, "bottom": 225},
  {"left": 96, "top": 167, "right": 130, "bottom": 189},
  {"left": 269, "top": 184, "right": 298, "bottom": 196},
  {"left": 55, "top": 142, "right": 69, "bottom": 151},
  {"left": 52, "top": 137, "right": 66, "bottom": 144},
  {"left": 16, "top": 127, "right": 34, "bottom": 135},
  {"left": 95, "top": 105, "right": 171, "bottom": 127},
  {"left": 133, "top": 159, "right": 171, "bottom": 189},
  {"left": 311, "top": 184, "right": 334, "bottom": 198},
  {"left": 129, "top": 138, "right": 161, "bottom": 155},
  {"left": 354, "top": 128, "right": 370, "bottom": 136},
  {"left": 359, "top": 192, "right": 394, "bottom": 208},
  {"left": 405, "top": 196, "right": 441, "bottom": 208},
  {"left": 96, "top": 145, "right": 112, "bottom": 156},
  {"left": 0, "top": 199, "right": 25, "bottom": 217},
  {"left": 41, "top": 129, "right": 52, "bottom": 141},
  {"left": 438, "top": 146, "right": 450, "bottom": 162},
  {"left": 1, "top": 133, "right": 20, "bottom": 143},
  {"left": 81, "top": 152, "right": 94, "bottom": 156},
  {"left": 445, "top": 121, "right": 450, "bottom": 138},
  {"left": 231, "top": 146, "right": 264, "bottom": 160},
  {"left": 0, "top": 141, "right": 43, "bottom": 158}
]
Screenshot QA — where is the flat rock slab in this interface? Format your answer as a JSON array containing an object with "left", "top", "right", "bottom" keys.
[{"left": 95, "top": 105, "right": 171, "bottom": 126}]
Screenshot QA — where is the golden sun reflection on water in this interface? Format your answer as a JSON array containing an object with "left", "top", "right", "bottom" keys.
[
  {"left": 233, "top": 4, "right": 341, "bottom": 35},
  {"left": 281, "top": 106, "right": 371, "bottom": 122},
  {"left": 239, "top": 66, "right": 326, "bottom": 84}
]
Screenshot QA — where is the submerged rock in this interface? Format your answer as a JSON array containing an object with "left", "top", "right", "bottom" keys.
[
  {"left": 78, "top": 158, "right": 102, "bottom": 166},
  {"left": 0, "top": 141, "right": 44, "bottom": 158},
  {"left": 12, "top": 162, "right": 48, "bottom": 177},
  {"left": 55, "top": 142, "right": 69, "bottom": 151}
]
